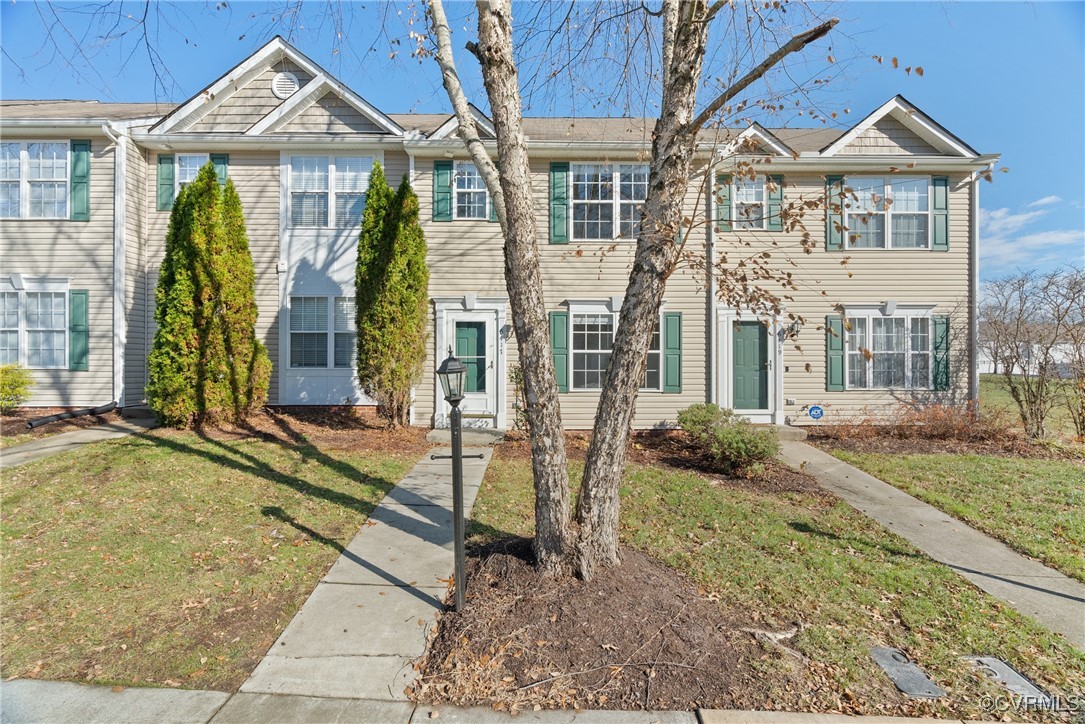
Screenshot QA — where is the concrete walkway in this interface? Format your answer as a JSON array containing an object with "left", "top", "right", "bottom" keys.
[
  {"left": 239, "top": 445, "right": 493, "bottom": 701},
  {"left": 779, "top": 440, "right": 1085, "bottom": 649},
  {"left": 0, "top": 417, "right": 157, "bottom": 469}
]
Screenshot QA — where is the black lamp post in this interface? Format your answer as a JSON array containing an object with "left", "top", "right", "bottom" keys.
[{"left": 436, "top": 351, "right": 467, "bottom": 612}]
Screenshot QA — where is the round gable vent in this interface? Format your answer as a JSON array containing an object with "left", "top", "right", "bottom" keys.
[{"left": 272, "top": 71, "right": 300, "bottom": 100}]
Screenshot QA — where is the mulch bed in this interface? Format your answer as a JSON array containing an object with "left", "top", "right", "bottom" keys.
[
  {"left": 411, "top": 538, "right": 804, "bottom": 713},
  {"left": 804, "top": 430, "right": 1078, "bottom": 460},
  {"left": 0, "top": 407, "right": 125, "bottom": 443}
]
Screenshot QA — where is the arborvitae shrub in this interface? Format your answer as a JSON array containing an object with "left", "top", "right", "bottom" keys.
[
  {"left": 355, "top": 164, "right": 430, "bottom": 426},
  {"left": 147, "top": 164, "right": 270, "bottom": 427}
]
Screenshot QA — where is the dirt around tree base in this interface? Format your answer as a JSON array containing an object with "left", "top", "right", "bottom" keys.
[{"left": 412, "top": 538, "right": 812, "bottom": 714}]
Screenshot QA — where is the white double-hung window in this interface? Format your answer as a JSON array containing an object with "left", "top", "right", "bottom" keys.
[
  {"left": 289, "top": 156, "right": 371, "bottom": 228},
  {"left": 0, "top": 280, "right": 69, "bottom": 369},
  {"left": 571, "top": 164, "right": 649, "bottom": 241},
  {"left": 289, "top": 296, "right": 356, "bottom": 369},
  {"left": 846, "top": 312, "right": 932, "bottom": 390},
  {"left": 845, "top": 177, "right": 930, "bottom": 249},
  {"left": 733, "top": 176, "right": 766, "bottom": 229},
  {"left": 176, "top": 153, "right": 210, "bottom": 191},
  {"left": 569, "top": 303, "right": 662, "bottom": 391},
  {"left": 0, "top": 142, "right": 69, "bottom": 219},
  {"left": 454, "top": 161, "right": 488, "bottom": 219}
]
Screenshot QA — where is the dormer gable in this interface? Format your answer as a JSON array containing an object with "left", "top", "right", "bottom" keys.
[
  {"left": 821, "top": 95, "right": 977, "bottom": 158},
  {"left": 148, "top": 36, "right": 402, "bottom": 137},
  {"left": 721, "top": 123, "right": 794, "bottom": 157},
  {"left": 428, "top": 104, "right": 496, "bottom": 140}
]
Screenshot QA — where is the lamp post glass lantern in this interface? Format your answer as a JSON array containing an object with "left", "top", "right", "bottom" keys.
[{"left": 437, "top": 350, "right": 467, "bottom": 611}]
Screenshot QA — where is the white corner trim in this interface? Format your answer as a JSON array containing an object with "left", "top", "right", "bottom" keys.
[
  {"left": 112, "top": 128, "right": 128, "bottom": 406},
  {"left": 821, "top": 96, "right": 977, "bottom": 159}
]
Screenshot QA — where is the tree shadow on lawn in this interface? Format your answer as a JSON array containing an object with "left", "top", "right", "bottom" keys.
[{"left": 788, "top": 520, "right": 925, "bottom": 561}]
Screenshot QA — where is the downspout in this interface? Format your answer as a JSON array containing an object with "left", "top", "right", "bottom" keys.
[
  {"left": 968, "top": 165, "right": 989, "bottom": 410},
  {"left": 706, "top": 168, "right": 717, "bottom": 406},
  {"left": 407, "top": 147, "right": 417, "bottom": 426},
  {"left": 102, "top": 122, "right": 127, "bottom": 408}
]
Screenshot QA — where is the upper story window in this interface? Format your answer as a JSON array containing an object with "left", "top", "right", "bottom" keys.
[
  {"left": 846, "top": 312, "right": 931, "bottom": 390},
  {"left": 571, "top": 164, "right": 648, "bottom": 241},
  {"left": 0, "top": 142, "right": 69, "bottom": 219},
  {"left": 454, "top": 162, "right": 489, "bottom": 220},
  {"left": 176, "top": 153, "right": 210, "bottom": 191},
  {"left": 733, "top": 176, "right": 766, "bottom": 230},
  {"left": 845, "top": 176, "right": 930, "bottom": 249},
  {"left": 288, "top": 155, "right": 371, "bottom": 229}
]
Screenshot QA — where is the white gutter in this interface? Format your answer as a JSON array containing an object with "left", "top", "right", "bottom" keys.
[
  {"left": 714, "top": 154, "right": 1001, "bottom": 173},
  {"left": 0, "top": 116, "right": 161, "bottom": 131},
  {"left": 131, "top": 132, "right": 409, "bottom": 151},
  {"left": 101, "top": 121, "right": 127, "bottom": 407}
]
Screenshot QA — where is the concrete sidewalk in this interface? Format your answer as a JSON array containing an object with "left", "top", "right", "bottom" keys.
[
  {"left": 239, "top": 445, "right": 494, "bottom": 701},
  {"left": 0, "top": 417, "right": 157, "bottom": 469},
  {"left": 779, "top": 440, "right": 1085, "bottom": 649}
]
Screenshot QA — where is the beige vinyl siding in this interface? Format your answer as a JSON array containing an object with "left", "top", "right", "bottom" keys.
[
  {"left": 414, "top": 156, "right": 710, "bottom": 430},
  {"left": 145, "top": 151, "right": 282, "bottom": 402},
  {"left": 123, "top": 140, "right": 149, "bottom": 406},
  {"left": 0, "top": 138, "right": 115, "bottom": 406},
  {"left": 186, "top": 62, "right": 313, "bottom": 133},
  {"left": 277, "top": 93, "right": 385, "bottom": 134},
  {"left": 714, "top": 173, "right": 973, "bottom": 424},
  {"left": 838, "top": 117, "right": 940, "bottom": 155}
]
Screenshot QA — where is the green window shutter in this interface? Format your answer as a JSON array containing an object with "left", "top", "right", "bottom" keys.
[
  {"left": 432, "top": 160, "right": 453, "bottom": 221},
  {"left": 933, "top": 315, "right": 950, "bottom": 391},
  {"left": 69, "top": 290, "right": 89, "bottom": 371},
  {"left": 550, "top": 311, "right": 569, "bottom": 393},
  {"left": 715, "top": 174, "right": 732, "bottom": 232},
  {"left": 931, "top": 176, "right": 950, "bottom": 251},
  {"left": 157, "top": 154, "right": 175, "bottom": 211},
  {"left": 825, "top": 315, "right": 845, "bottom": 391},
  {"left": 766, "top": 174, "right": 784, "bottom": 232},
  {"left": 825, "top": 175, "right": 845, "bottom": 251},
  {"left": 549, "top": 162, "right": 569, "bottom": 244},
  {"left": 210, "top": 153, "right": 229, "bottom": 187},
  {"left": 663, "top": 312, "right": 682, "bottom": 394},
  {"left": 69, "top": 140, "right": 90, "bottom": 222}
]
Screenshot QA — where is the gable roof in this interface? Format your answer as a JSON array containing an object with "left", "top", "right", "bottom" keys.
[
  {"left": 723, "top": 123, "right": 794, "bottom": 156},
  {"left": 820, "top": 95, "right": 978, "bottom": 158},
  {"left": 428, "top": 104, "right": 496, "bottom": 140},
  {"left": 149, "top": 36, "right": 403, "bottom": 137}
]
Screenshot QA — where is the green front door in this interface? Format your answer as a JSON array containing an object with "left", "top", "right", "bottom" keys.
[
  {"left": 455, "top": 321, "right": 487, "bottom": 393},
  {"left": 732, "top": 321, "right": 768, "bottom": 410}
]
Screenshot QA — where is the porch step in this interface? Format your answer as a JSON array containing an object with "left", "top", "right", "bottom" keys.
[{"left": 426, "top": 427, "right": 505, "bottom": 446}]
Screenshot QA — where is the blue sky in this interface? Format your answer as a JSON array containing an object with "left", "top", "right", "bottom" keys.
[{"left": 2, "top": 1, "right": 1082, "bottom": 281}]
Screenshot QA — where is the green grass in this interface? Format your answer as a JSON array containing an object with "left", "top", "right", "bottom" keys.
[
  {"left": 1, "top": 428, "right": 417, "bottom": 691},
  {"left": 981, "top": 373, "right": 1077, "bottom": 438},
  {"left": 828, "top": 451, "right": 1085, "bottom": 583},
  {"left": 468, "top": 454, "right": 1085, "bottom": 719}
]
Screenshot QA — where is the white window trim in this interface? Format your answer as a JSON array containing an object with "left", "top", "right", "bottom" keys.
[
  {"left": 731, "top": 175, "right": 767, "bottom": 231},
  {"left": 452, "top": 160, "right": 490, "bottom": 220},
  {"left": 569, "top": 163, "right": 649, "bottom": 242},
  {"left": 566, "top": 300, "right": 664, "bottom": 392},
  {"left": 288, "top": 295, "right": 356, "bottom": 370},
  {"left": 843, "top": 176, "right": 933, "bottom": 250},
  {"left": 1, "top": 141, "right": 70, "bottom": 220},
  {"left": 843, "top": 304, "right": 936, "bottom": 391},
  {"left": 1, "top": 275, "right": 70, "bottom": 369},
  {"left": 174, "top": 153, "right": 210, "bottom": 194},
  {"left": 286, "top": 154, "right": 375, "bottom": 229}
]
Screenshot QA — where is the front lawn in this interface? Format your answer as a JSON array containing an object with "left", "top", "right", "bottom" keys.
[
  {"left": 461, "top": 444, "right": 1085, "bottom": 720},
  {"left": 826, "top": 450, "right": 1085, "bottom": 583},
  {"left": 0, "top": 411, "right": 425, "bottom": 691}
]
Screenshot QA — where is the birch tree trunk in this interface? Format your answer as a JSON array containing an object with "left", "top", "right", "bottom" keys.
[
  {"left": 428, "top": 0, "right": 572, "bottom": 574},
  {"left": 574, "top": 0, "right": 711, "bottom": 578}
]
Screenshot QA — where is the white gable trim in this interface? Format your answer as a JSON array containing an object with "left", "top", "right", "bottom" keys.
[
  {"left": 430, "top": 104, "right": 496, "bottom": 140},
  {"left": 722, "top": 123, "right": 793, "bottom": 157},
  {"left": 247, "top": 72, "right": 403, "bottom": 136},
  {"left": 821, "top": 95, "right": 977, "bottom": 158}
]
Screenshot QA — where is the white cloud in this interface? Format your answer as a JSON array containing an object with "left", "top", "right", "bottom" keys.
[
  {"left": 1027, "top": 195, "right": 1062, "bottom": 208},
  {"left": 979, "top": 203, "right": 1084, "bottom": 277}
]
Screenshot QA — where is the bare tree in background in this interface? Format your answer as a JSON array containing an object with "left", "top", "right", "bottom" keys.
[
  {"left": 982, "top": 268, "right": 1080, "bottom": 440},
  {"left": 1059, "top": 269, "right": 1085, "bottom": 438},
  {"left": 424, "top": 0, "right": 835, "bottom": 577}
]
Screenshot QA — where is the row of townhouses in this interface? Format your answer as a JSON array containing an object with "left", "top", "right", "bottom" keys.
[{"left": 0, "top": 37, "right": 998, "bottom": 429}]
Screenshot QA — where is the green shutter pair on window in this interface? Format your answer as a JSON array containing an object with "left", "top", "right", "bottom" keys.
[
  {"left": 548, "top": 311, "right": 682, "bottom": 393},
  {"left": 824, "top": 314, "right": 950, "bottom": 392},
  {"left": 156, "top": 154, "right": 229, "bottom": 211},
  {"left": 432, "top": 160, "right": 497, "bottom": 223},
  {"left": 824, "top": 176, "right": 950, "bottom": 251},
  {"left": 714, "top": 174, "right": 785, "bottom": 232}
]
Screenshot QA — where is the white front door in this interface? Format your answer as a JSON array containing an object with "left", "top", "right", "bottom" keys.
[{"left": 443, "top": 311, "right": 500, "bottom": 428}]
